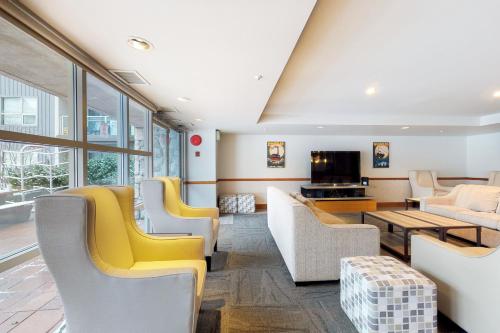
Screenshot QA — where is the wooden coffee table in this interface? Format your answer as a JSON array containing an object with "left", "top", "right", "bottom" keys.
[{"left": 362, "top": 210, "right": 481, "bottom": 260}]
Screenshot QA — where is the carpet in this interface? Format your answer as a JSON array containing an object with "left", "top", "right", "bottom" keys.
[{"left": 197, "top": 212, "right": 465, "bottom": 333}]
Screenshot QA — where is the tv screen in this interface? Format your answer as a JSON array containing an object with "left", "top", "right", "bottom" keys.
[{"left": 311, "top": 151, "right": 360, "bottom": 184}]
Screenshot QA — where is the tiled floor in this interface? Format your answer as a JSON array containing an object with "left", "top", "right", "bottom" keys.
[{"left": 0, "top": 257, "right": 63, "bottom": 333}]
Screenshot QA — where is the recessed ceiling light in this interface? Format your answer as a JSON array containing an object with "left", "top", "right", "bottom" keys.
[
  {"left": 493, "top": 90, "right": 500, "bottom": 98},
  {"left": 401, "top": 126, "right": 410, "bottom": 130},
  {"left": 317, "top": 126, "right": 324, "bottom": 129},
  {"left": 254, "top": 74, "right": 264, "bottom": 81},
  {"left": 177, "top": 97, "right": 191, "bottom": 102},
  {"left": 439, "top": 130, "right": 444, "bottom": 133},
  {"left": 127, "top": 36, "right": 153, "bottom": 51},
  {"left": 365, "top": 86, "right": 377, "bottom": 96},
  {"left": 194, "top": 118, "right": 203, "bottom": 122}
]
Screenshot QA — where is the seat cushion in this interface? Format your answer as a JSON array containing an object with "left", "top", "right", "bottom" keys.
[
  {"left": 455, "top": 210, "right": 500, "bottom": 230},
  {"left": 455, "top": 185, "right": 500, "bottom": 213},
  {"left": 425, "top": 204, "right": 469, "bottom": 220},
  {"left": 131, "top": 260, "right": 206, "bottom": 301}
]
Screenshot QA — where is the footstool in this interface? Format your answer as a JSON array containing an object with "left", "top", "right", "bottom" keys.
[
  {"left": 341, "top": 256, "right": 437, "bottom": 333},
  {"left": 237, "top": 193, "right": 255, "bottom": 213},
  {"left": 219, "top": 194, "right": 237, "bottom": 214}
]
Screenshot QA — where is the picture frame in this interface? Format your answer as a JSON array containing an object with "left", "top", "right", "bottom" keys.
[
  {"left": 373, "top": 142, "right": 390, "bottom": 168},
  {"left": 267, "top": 141, "right": 285, "bottom": 168}
]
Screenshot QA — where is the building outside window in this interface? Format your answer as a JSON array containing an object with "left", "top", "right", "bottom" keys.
[{"left": 0, "top": 97, "right": 38, "bottom": 126}]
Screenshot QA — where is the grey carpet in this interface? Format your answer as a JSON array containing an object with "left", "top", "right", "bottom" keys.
[{"left": 197, "top": 213, "right": 465, "bottom": 333}]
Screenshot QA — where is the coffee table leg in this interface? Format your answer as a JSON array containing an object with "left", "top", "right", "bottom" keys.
[
  {"left": 388, "top": 224, "right": 393, "bottom": 233},
  {"left": 441, "top": 229, "right": 448, "bottom": 242},
  {"left": 476, "top": 227, "right": 481, "bottom": 246},
  {"left": 405, "top": 199, "right": 409, "bottom": 210},
  {"left": 361, "top": 212, "right": 365, "bottom": 224},
  {"left": 403, "top": 229, "right": 409, "bottom": 260}
]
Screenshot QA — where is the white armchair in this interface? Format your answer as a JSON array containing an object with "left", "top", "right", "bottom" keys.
[
  {"left": 408, "top": 170, "right": 454, "bottom": 198},
  {"left": 142, "top": 177, "right": 219, "bottom": 271},
  {"left": 411, "top": 234, "right": 498, "bottom": 333},
  {"left": 487, "top": 171, "right": 500, "bottom": 186}
]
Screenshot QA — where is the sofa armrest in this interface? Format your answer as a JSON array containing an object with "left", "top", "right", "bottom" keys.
[
  {"left": 420, "top": 195, "right": 454, "bottom": 210},
  {"left": 411, "top": 234, "right": 494, "bottom": 258}
]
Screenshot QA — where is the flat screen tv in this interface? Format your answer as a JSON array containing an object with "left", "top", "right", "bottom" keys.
[{"left": 311, "top": 151, "right": 360, "bottom": 184}]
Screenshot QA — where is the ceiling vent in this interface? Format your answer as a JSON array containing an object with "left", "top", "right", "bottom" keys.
[{"left": 109, "top": 70, "right": 150, "bottom": 85}]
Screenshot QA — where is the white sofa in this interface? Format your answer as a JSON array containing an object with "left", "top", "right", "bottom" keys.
[
  {"left": 408, "top": 170, "right": 454, "bottom": 198},
  {"left": 420, "top": 184, "right": 500, "bottom": 247},
  {"left": 266, "top": 186, "right": 380, "bottom": 283},
  {"left": 412, "top": 234, "right": 498, "bottom": 333},
  {"left": 488, "top": 171, "right": 500, "bottom": 186}
]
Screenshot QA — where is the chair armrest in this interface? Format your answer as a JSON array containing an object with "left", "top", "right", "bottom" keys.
[
  {"left": 180, "top": 202, "right": 219, "bottom": 219},
  {"left": 130, "top": 234, "right": 205, "bottom": 262},
  {"left": 434, "top": 184, "right": 454, "bottom": 193}
]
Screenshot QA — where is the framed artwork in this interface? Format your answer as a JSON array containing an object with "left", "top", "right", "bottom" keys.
[
  {"left": 373, "top": 142, "right": 390, "bottom": 168},
  {"left": 267, "top": 141, "right": 285, "bottom": 168}
]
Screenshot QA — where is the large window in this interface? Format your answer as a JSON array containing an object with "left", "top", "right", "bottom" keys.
[
  {"left": 0, "top": 15, "right": 169, "bottom": 269},
  {"left": 153, "top": 124, "right": 168, "bottom": 177},
  {"left": 168, "top": 129, "right": 181, "bottom": 177},
  {"left": 87, "top": 74, "right": 121, "bottom": 147}
]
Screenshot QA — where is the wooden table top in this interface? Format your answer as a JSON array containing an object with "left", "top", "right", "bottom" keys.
[
  {"left": 395, "top": 210, "right": 477, "bottom": 228},
  {"left": 365, "top": 211, "right": 438, "bottom": 229}
]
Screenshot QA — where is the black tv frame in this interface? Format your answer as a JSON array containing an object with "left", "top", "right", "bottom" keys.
[{"left": 310, "top": 151, "right": 361, "bottom": 184}]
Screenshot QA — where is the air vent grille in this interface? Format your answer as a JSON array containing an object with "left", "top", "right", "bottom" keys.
[{"left": 109, "top": 70, "right": 150, "bottom": 85}]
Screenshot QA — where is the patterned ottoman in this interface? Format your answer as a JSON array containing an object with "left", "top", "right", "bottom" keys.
[
  {"left": 237, "top": 193, "right": 256, "bottom": 214},
  {"left": 219, "top": 194, "right": 237, "bottom": 214},
  {"left": 341, "top": 256, "right": 437, "bottom": 333}
]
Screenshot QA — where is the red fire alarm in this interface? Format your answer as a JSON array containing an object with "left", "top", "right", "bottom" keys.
[{"left": 190, "top": 135, "right": 202, "bottom": 146}]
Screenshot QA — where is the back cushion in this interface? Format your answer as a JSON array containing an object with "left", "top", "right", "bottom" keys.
[
  {"left": 66, "top": 187, "right": 135, "bottom": 268},
  {"left": 455, "top": 185, "right": 500, "bottom": 213},
  {"left": 417, "top": 171, "right": 434, "bottom": 187},
  {"left": 161, "top": 178, "right": 181, "bottom": 215}
]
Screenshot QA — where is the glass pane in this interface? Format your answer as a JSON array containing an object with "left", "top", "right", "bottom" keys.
[
  {"left": 87, "top": 151, "right": 120, "bottom": 185},
  {"left": 87, "top": 74, "right": 121, "bottom": 147},
  {"left": 168, "top": 129, "right": 181, "bottom": 177},
  {"left": 129, "top": 154, "right": 145, "bottom": 202},
  {"left": 129, "top": 99, "right": 147, "bottom": 150},
  {"left": 135, "top": 206, "right": 148, "bottom": 233},
  {"left": 2, "top": 114, "right": 22, "bottom": 125},
  {"left": 3, "top": 97, "right": 21, "bottom": 113},
  {"left": 0, "top": 17, "right": 75, "bottom": 139},
  {"left": 22, "top": 114, "right": 37, "bottom": 125},
  {"left": 0, "top": 141, "right": 74, "bottom": 259},
  {"left": 23, "top": 97, "right": 38, "bottom": 114},
  {"left": 153, "top": 124, "right": 167, "bottom": 176}
]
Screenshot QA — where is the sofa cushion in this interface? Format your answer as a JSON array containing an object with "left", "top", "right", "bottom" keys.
[
  {"left": 455, "top": 185, "right": 500, "bottom": 213},
  {"left": 455, "top": 210, "right": 500, "bottom": 230},
  {"left": 308, "top": 205, "right": 345, "bottom": 225},
  {"left": 425, "top": 204, "right": 469, "bottom": 220}
]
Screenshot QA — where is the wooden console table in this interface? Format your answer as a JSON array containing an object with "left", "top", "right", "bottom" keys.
[{"left": 314, "top": 197, "right": 377, "bottom": 213}]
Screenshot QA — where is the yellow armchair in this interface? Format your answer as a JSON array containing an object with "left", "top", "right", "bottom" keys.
[
  {"left": 35, "top": 185, "right": 206, "bottom": 333},
  {"left": 142, "top": 177, "right": 220, "bottom": 270}
]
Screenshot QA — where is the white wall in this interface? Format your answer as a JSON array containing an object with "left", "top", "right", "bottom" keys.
[
  {"left": 186, "top": 129, "right": 217, "bottom": 207},
  {"left": 466, "top": 132, "right": 500, "bottom": 178},
  {"left": 217, "top": 134, "right": 468, "bottom": 203}
]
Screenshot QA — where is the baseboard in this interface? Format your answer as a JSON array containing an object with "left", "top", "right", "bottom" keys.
[{"left": 255, "top": 203, "right": 267, "bottom": 210}]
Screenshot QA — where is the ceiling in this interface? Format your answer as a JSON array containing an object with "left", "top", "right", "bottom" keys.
[{"left": 20, "top": 0, "right": 500, "bottom": 135}]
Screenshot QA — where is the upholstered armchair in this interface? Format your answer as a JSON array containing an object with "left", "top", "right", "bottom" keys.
[
  {"left": 35, "top": 186, "right": 206, "bottom": 333},
  {"left": 408, "top": 170, "right": 454, "bottom": 198},
  {"left": 487, "top": 171, "right": 500, "bottom": 186},
  {"left": 142, "top": 177, "right": 219, "bottom": 270},
  {"left": 412, "top": 235, "right": 498, "bottom": 333}
]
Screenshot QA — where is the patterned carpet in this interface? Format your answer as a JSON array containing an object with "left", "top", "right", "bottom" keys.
[{"left": 196, "top": 212, "right": 465, "bottom": 333}]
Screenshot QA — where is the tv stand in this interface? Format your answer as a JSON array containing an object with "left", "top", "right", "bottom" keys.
[{"left": 301, "top": 184, "right": 377, "bottom": 213}]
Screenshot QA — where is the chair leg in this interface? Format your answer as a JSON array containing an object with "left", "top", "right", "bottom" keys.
[
  {"left": 205, "top": 256, "right": 212, "bottom": 272},
  {"left": 214, "top": 241, "right": 218, "bottom": 252}
]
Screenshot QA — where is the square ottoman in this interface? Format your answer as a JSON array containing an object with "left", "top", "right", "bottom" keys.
[
  {"left": 237, "top": 193, "right": 256, "bottom": 214},
  {"left": 341, "top": 256, "right": 437, "bottom": 333},
  {"left": 219, "top": 194, "right": 237, "bottom": 214}
]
